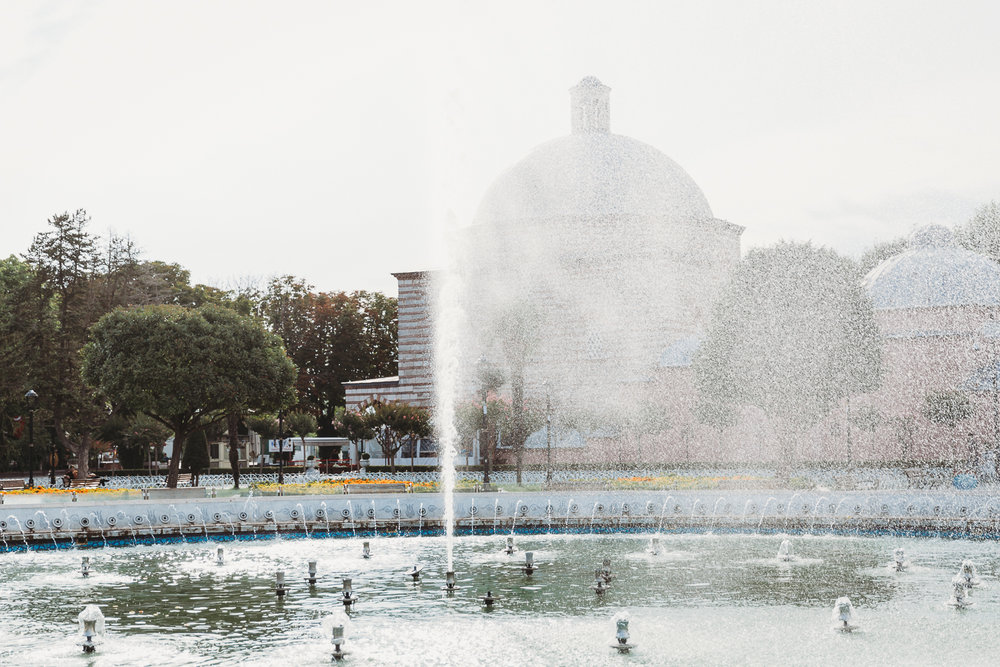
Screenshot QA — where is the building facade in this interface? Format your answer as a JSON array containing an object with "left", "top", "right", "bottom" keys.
[{"left": 345, "top": 79, "right": 1000, "bottom": 470}]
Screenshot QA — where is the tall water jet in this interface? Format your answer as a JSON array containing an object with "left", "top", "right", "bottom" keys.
[{"left": 432, "top": 264, "right": 463, "bottom": 574}]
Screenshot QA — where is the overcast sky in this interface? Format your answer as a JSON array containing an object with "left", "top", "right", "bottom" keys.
[{"left": 2, "top": 1, "right": 998, "bottom": 295}]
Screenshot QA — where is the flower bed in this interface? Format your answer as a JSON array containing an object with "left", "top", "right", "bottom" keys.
[
  {"left": 0, "top": 487, "right": 132, "bottom": 497},
  {"left": 253, "top": 477, "right": 436, "bottom": 495},
  {"left": 604, "top": 474, "right": 770, "bottom": 491}
]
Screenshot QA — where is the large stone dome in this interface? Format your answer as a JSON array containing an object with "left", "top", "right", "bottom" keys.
[
  {"left": 474, "top": 133, "right": 714, "bottom": 226},
  {"left": 863, "top": 224, "right": 1000, "bottom": 309},
  {"left": 458, "top": 78, "right": 741, "bottom": 415},
  {"left": 474, "top": 77, "right": 713, "bottom": 226}
]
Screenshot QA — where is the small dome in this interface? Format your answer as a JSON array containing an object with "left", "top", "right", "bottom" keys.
[
  {"left": 474, "top": 133, "right": 713, "bottom": 226},
  {"left": 659, "top": 335, "right": 702, "bottom": 368},
  {"left": 863, "top": 225, "right": 1000, "bottom": 309}
]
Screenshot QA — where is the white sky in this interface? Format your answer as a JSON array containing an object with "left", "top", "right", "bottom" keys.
[{"left": 2, "top": 0, "right": 998, "bottom": 295}]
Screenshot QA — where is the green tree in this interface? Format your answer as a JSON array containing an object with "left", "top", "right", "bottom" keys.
[
  {"left": 491, "top": 302, "right": 543, "bottom": 485},
  {"left": 400, "top": 404, "right": 432, "bottom": 471},
  {"left": 97, "top": 413, "right": 170, "bottom": 470},
  {"left": 82, "top": 304, "right": 297, "bottom": 487},
  {"left": 286, "top": 411, "right": 318, "bottom": 460},
  {"left": 259, "top": 277, "right": 397, "bottom": 434},
  {"left": 892, "top": 415, "right": 918, "bottom": 460},
  {"left": 246, "top": 413, "right": 279, "bottom": 469},
  {"left": 182, "top": 429, "right": 210, "bottom": 485},
  {"left": 693, "top": 242, "right": 883, "bottom": 464},
  {"left": 21, "top": 210, "right": 106, "bottom": 478},
  {"left": 362, "top": 400, "right": 428, "bottom": 473},
  {"left": 473, "top": 356, "right": 505, "bottom": 483},
  {"left": 922, "top": 389, "right": 974, "bottom": 428},
  {"left": 0, "top": 256, "right": 36, "bottom": 470},
  {"left": 337, "top": 408, "right": 374, "bottom": 465},
  {"left": 851, "top": 406, "right": 883, "bottom": 433},
  {"left": 610, "top": 399, "right": 672, "bottom": 467},
  {"left": 922, "top": 389, "right": 973, "bottom": 460},
  {"left": 955, "top": 201, "right": 1000, "bottom": 263}
]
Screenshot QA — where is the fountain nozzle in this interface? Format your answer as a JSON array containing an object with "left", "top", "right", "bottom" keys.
[
  {"left": 306, "top": 560, "right": 318, "bottom": 585},
  {"left": 275, "top": 571, "right": 288, "bottom": 597},
  {"left": 443, "top": 570, "right": 458, "bottom": 592},
  {"left": 362, "top": 541, "right": 371, "bottom": 559},
  {"left": 342, "top": 578, "right": 357, "bottom": 606},
  {"left": 331, "top": 623, "right": 348, "bottom": 660},
  {"left": 959, "top": 560, "right": 979, "bottom": 587},
  {"left": 216, "top": 547, "right": 224, "bottom": 565},
  {"left": 592, "top": 568, "right": 608, "bottom": 594},
  {"left": 504, "top": 536, "right": 515, "bottom": 555},
  {"left": 81, "top": 556, "right": 90, "bottom": 578},
  {"left": 77, "top": 604, "right": 105, "bottom": 653},
  {"left": 480, "top": 590, "right": 498, "bottom": 609},
  {"left": 893, "top": 547, "right": 906, "bottom": 571},
  {"left": 612, "top": 617, "right": 635, "bottom": 653},
  {"left": 523, "top": 551, "right": 536, "bottom": 575},
  {"left": 648, "top": 536, "right": 660, "bottom": 556},
  {"left": 408, "top": 564, "right": 423, "bottom": 582},
  {"left": 833, "top": 596, "right": 857, "bottom": 632},
  {"left": 600, "top": 558, "right": 614, "bottom": 584},
  {"left": 951, "top": 576, "right": 972, "bottom": 607}
]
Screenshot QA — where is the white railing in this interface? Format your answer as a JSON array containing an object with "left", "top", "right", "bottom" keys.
[{"left": 4, "top": 465, "right": 933, "bottom": 491}]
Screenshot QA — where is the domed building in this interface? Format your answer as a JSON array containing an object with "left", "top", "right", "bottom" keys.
[
  {"left": 345, "top": 80, "right": 999, "bottom": 474},
  {"left": 853, "top": 226, "right": 1000, "bottom": 466},
  {"left": 456, "top": 77, "right": 742, "bottom": 412}
]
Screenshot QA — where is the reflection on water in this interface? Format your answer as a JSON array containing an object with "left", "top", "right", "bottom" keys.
[{"left": 1, "top": 533, "right": 998, "bottom": 665}]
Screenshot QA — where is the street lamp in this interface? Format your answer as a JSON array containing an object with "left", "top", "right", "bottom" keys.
[
  {"left": 543, "top": 381, "right": 552, "bottom": 485},
  {"left": 24, "top": 390, "right": 38, "bottom": 488},
  {"left": 970, "top": 316, "right": 1000, "bottom": 477},
  {"left": 476, "top": 355, "right": 490, "bottom": 485},
  {"left": 48, "top": 424, "right": 57, "bottom": 486},
  {"left": 277, "top": 411, "right": 285, "bottom": 485}
]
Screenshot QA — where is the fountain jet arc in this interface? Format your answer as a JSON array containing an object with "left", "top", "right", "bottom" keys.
[{"left": 78, "top": 605, "right": 105, "bottom": 653}]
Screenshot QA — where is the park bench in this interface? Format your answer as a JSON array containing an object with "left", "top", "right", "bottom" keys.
[
  {"left": 0, "top": 479, "right": 26, "bottom": 490},
  {"left": 343, "top": 482, "right": 411, "bottom": 494},
  {"left": 903, "top": 468, "right": 949, "bottom": 489},
  {"left": 176, "top": 473, "right": 193, "bottom": 486},
  {"left": 69, "top": 478, "right": 103, "bottom": 489}
]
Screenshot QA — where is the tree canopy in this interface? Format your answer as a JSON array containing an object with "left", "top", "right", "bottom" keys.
[
  {"left": 955, "top": 201, "right": 1000, "bottom": 264},
  {"left": 258, "top": 276, "right": 398, "bottom": 434},
  {"left": 82, "top": 304, "right": 297, "bottom": 486},
  {"left": 361, "top": 399, "right": 431, "bottom": 473},
  {"left": 692, "top": 242, "right": 883, "bottom": 459},
  {"left": 922, "top": 389, "right": 973, "bottom": 429}
]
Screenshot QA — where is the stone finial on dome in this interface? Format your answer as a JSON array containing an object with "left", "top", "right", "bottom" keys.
[{"left": 570, "top": 76, "right": 610, "bottom": 134}]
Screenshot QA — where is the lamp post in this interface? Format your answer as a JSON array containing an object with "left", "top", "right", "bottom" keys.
[
  {"left": 984, "top": 318, "right": 1000, "bottom": 475},
  {"left": 544, "top": 381, "right": 552, "bottom": 485},
  {"left": 48, "top": 424, "right": 57, "bottom": 486},
  {"left": 477, "top": 355, "right": 490, "bottom": 485},
  {"left": 971, "top": 316, "right": 1000, "bottom": 478},
  {"left": 25, "top": 390, "right": 38, "bottom": 488},
  {"left": 277, "top": 411, "right": 285, "bottom": 485}
]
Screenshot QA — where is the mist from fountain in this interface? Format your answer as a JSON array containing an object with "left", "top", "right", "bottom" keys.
[{"left": 432, "top": 252, "right": 463, "bottom": 572}]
